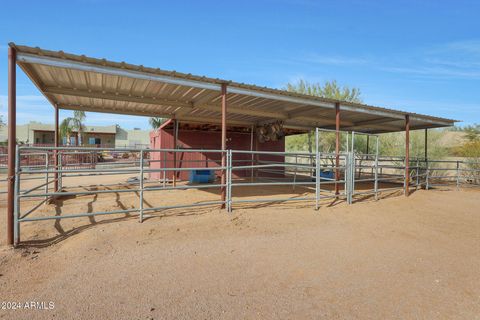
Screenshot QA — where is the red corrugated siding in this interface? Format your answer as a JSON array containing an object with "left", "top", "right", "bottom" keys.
[{"left": 149, "top": 129, "right": 285, "bottom": 181}]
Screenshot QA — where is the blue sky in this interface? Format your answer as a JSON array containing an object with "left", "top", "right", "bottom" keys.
[{"left": 1, "top": 0, "right": 479, "bottom": 129}]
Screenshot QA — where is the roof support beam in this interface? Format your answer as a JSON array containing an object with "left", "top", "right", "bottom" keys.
[
  {"left": 58, "top": 103, "right": 175, "bottom": 118},
  {"left": 287, "top": 105, "right": 330, "bottom": 118},
  {"left": 197, "top": 103, "right": 289, "bottom": 120},
  {"left": 227, "top": 86, "right": 335, "bottom": 109},
  {"left": 292, "top": 116, "right": 354, "bottom": 126},
  {"left": 45, "top": 87, "right": 192, "bottom": 109},
  {"left": 46, "top": 87, "right": 289, "bottom": 120},
  {"left": 339, "top": 104, "right": 405, "bottom": 120},
  {"left": 17, "top": 53, "right": 221, "bottom": 91},
  {"left": 57, "top": 103, "right": 251, "bottom": 126},
  {"left": 344, "top": 117, "right": 398, "bottom": 128}
]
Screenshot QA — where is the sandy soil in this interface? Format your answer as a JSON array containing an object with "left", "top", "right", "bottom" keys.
[{"left": 0, "top": 182, "right": 480, "bottom": 319}]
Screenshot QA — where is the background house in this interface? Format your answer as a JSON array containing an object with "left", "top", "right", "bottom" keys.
[{"left": 0, "top": 122, "right": 150, "bottom": 148}]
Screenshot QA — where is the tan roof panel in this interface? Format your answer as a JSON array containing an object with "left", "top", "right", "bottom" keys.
[{"left": 10, "top": 43, "right": 457, "bottom": 133}]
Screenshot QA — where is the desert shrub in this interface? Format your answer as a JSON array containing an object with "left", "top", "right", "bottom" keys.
[{"left": 455, "top": 140, "right": 480, "bottom": 183}]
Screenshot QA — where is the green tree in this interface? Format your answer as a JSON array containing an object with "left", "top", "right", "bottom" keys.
[
  {"left": 149, "top": 117, "right": 166, "bottom": 129},
  {"left": 60, "top": 117, "right": 84, "bottom": 146},
  {"left": 285, "top": 79, "right": 362, "bottom": 103},
  {"left": 60, "top": 118, "right": 74, "bottom": 145},
  {"left": 379, "top": 129, "right": 447, "bottom": 159},
  {"left": 73, "top": 111, "right": 86, "bottom": 145},
  {"left": 285, "top": 80, "right": 362, "bottom": 153}
]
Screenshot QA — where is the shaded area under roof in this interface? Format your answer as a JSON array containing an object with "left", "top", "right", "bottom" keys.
[{"left": 10, "top": 43, "right": 457, "bottom": 134}]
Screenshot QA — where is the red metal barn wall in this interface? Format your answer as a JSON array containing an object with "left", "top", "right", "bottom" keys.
[{"left": 149, "top": 128, "right": 285, "bottom": 181}]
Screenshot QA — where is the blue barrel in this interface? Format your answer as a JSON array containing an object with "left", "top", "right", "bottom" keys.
[{"left": 189, "top": 169, "right": 215, "bottom": 183}]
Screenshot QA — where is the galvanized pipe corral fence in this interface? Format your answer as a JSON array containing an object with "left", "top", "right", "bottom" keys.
[{"left": 10, "top": 144, "right": 480, "bottom": 246}]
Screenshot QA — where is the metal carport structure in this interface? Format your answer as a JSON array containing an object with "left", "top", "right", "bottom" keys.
[{"left": 6, "top": 43, "right": 456, "bottom": 245}]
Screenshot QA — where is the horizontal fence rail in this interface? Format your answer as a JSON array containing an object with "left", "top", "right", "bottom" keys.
[{"left": 7, "top": 145, "right": 480, "bottom": 246}]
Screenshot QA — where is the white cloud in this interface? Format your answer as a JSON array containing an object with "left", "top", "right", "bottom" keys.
[
  {"left": 301, "top": 53, "right": 368, "bottom": 66},
  {"left": 373, "top": 39, "right": 480, "bottom": 80},
  {"left": 381, "top": 65, "right": 480, "bottom": 79},
  {"left": 442, "top": 40, "right": 480, "bottom": 55}
]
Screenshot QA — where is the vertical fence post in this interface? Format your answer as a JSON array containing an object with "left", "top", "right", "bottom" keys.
[
  {"left": 307, "top": 130, "right": 313, "bottom": 181},
  {"left": 335, "top": 103, "right": 340, "bottom": 196},
  {"left": 350, "top": 132, "right": 355, "bottom": 203},
  {"left": 173, "top": 120, "right": 178, "bottom": 187},
  {"left": 45, "top": 152, "right": 49, "bottom": 202},
  {"left": 227, "top": 149, "right": 232, "bottom": 212},
  {"left": 351, "top": 152, "right": 355, "bottom": 204},
  {"left": 426, "top": 161, "right": 430, "bottom": 190},
  {"left": 456, "top": 160, "right": 460, "bottom": 190},
  {"left": 293, "top": 154, "right": 297, "bottom": 192},
  {"left": 315, "top": 128, "right": 320, "bottom": 210},
  {"left": 346, "top": 154, "right": 350, "bottom": 204},
  {"left": 7, "top": 46, "right": 17, "bottom": 246},
  {"left": 344, "top": 134, "right": 348, "bottom": 197},
  {"left": 54, "top": 105, "right": 59, "bottom": 192},
  {"left": 405, "top": 114, "right": 410, "bottom": 196},
  {"left": 346, "top": 152, "right": 351, "bottom": 204},
  {"left": 416, "top": 158, "right": 419, "bottom": 190},
  {"left": 139, "top": 150, "right": 144, "bottom": 223},
  {"left": 250, "top": 125, "right": 255, "bottom": 182},
  {"left": 226, "top": 150, "right": 229, "bottom": 212},
  {"left": 220, "top": 83, "right": 227, "bottom": 209},
  {"left": 374, "top": 154, "right": 379, "bottom": 201},
  {"left": 403, "top": 156, "right": 407, "bottom": 195},
  {"left": 13, "top": 145, "right": 20, "bottom": 246},
  {"left": 374, "top": 136, "right": 379, "bottom": 200},
  {"left": 58, "top": 152, "right": 63, "bottom": 191},
  {"left": 163, "top": 150, "right": 166, "bottom": 188}
]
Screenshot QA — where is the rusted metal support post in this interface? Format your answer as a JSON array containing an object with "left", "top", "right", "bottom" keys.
[
  {"left": 221, "top": 83, "right": 227, "bottom": 208},
  {"left": 54, "top": 105, "right": 59, "bottom": 192},
  {"left": 250, "top": 125, "right": 254, "bottom": 181},
  {"left": 173, "top": 119, "right": 178, "bottom": 187},
  {"left": 7, "top": 46, "right": 17, "bottom": 246},
  {"left": 405, "top": 114, "right": 410, "bottom": 196},
  {"left": 335, "top": 102, "right": 340, "bottom": 196},
  {"left": 254, "top": 127, "right": 259, "bottom": 180}
]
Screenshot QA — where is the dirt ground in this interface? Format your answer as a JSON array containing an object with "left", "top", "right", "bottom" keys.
[{"left": 0, "top": 180, "right": 479, "bottom": 319}]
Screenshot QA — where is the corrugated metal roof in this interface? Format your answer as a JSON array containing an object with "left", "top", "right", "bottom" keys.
[{"left": 10, "top": 43, "right": 457, "bottom": 134}]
